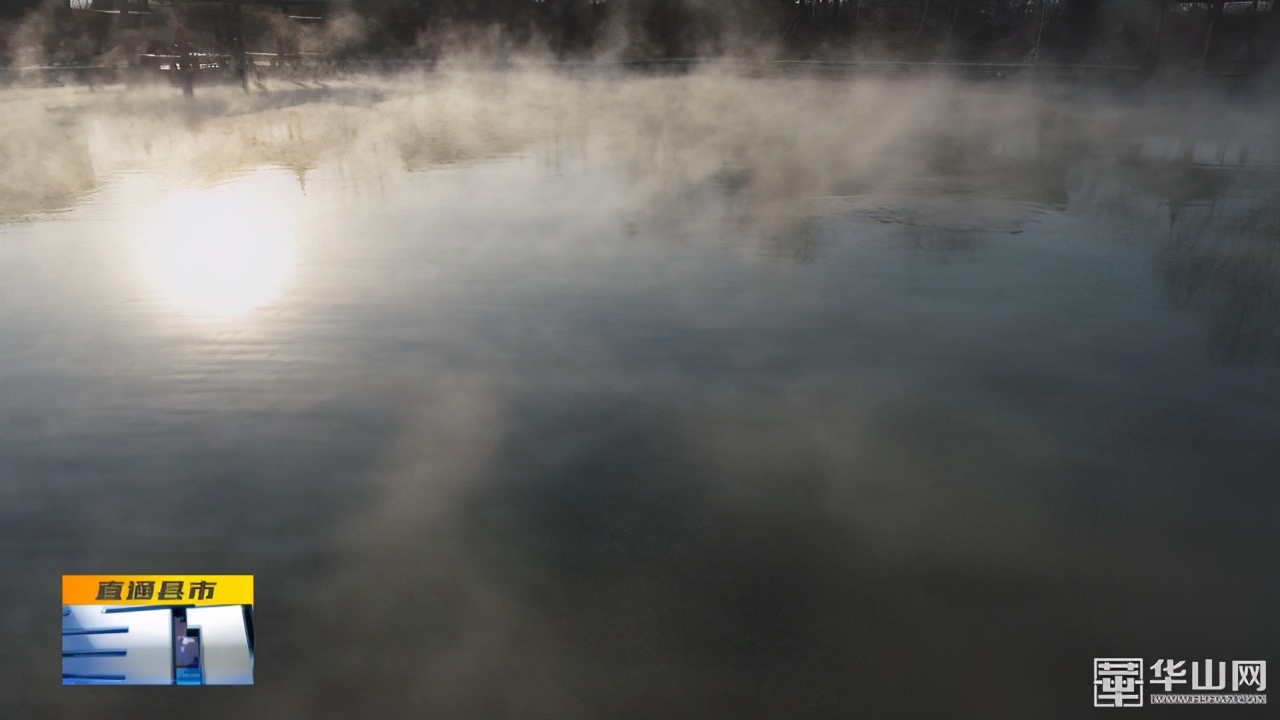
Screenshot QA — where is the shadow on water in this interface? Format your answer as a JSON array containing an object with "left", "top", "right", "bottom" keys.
[
  {"left": 1160, "top": 188, "right": 1280, "bottom": 362},
  {"left": 1071, "top": 154, "right": 1280, "bottom": 363}
]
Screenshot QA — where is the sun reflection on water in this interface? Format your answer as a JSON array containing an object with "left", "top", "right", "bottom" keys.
[{"left": 135, "top": 174, "right": 298, "bottom": 322}]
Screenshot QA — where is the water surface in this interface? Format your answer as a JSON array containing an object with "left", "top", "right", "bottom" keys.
[{"left": 1, "top": 74, "right": 1277, "bottom": 719}]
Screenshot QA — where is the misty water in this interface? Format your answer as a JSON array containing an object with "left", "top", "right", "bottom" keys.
[{"left": 2, "top": 71, "right": 1278, "bottom": 718}]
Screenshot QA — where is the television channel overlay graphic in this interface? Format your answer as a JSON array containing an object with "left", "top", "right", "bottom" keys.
[
  {"left": 62, "top": 575, "right": 254, "bottom": 685},
  {"left": 1094, "top": 658, "right": 1267, "bottom": 708}
]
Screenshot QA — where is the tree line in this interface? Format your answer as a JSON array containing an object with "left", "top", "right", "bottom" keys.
[{"left": 1, "top": 0, "right": 1275, "bottom": 70}]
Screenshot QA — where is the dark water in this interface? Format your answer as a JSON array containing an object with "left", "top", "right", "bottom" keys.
[{"left": 0, "top": 77, "right": 1277, "bottom": 719}]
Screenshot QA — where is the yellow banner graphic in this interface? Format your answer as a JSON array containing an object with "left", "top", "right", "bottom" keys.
[{"left": 62, "top": 575, "right": 254, "bottom": 606}]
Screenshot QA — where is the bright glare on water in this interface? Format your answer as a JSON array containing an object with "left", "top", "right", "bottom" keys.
[{"left": 134, "top": 176, "right": 298, "bottom": 321}]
